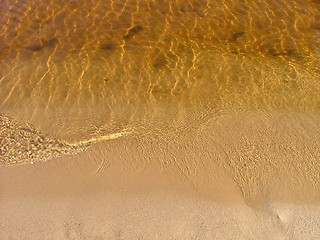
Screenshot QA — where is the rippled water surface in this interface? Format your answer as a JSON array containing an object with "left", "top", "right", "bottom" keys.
[{"left": 1, "top": 0, "right": 320, "bottom": 165}]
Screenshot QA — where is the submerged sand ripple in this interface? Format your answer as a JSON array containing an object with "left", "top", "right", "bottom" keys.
[{"left": 1, "top": 0, "right": 320, "bottom": 113}]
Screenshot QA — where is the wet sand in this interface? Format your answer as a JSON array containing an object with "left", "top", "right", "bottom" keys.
[
  {"left": 1, "top": 0, "right": 320, "bottom": 239},
  {"left": 1, "top": 161, "right": 320, "bottom": 240},
  {"left": 1, "top": 110, "right": 320, "bottom": 239}
]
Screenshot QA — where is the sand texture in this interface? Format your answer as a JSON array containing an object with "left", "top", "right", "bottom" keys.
[{"left": 1, "top": 0, "right": 320, "bottom": 239}]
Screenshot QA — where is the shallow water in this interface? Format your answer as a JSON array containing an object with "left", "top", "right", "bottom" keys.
[{"left": 1, "top": 0, "right": 320, "bottom": 164}]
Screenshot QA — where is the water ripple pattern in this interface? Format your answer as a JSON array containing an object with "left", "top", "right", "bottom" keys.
[{"left": 1, "top": 0, "right": 320, "bottom": 164}]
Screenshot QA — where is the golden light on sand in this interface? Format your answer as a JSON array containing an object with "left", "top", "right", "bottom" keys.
[{"left": 1, "top": 0, "right": 320, "bottom": 239}]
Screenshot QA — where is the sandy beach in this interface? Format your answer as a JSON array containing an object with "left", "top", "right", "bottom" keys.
[
  {"left": 1, "top": 0, "right": 320, "bottom": 239},
  {"left": 1, "top": 110, "right": 320, "bottom": 239}
]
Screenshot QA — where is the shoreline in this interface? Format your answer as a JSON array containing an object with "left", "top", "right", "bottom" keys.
[
  {"left": 1, "top": 109, "right": 320, "bottom": 203},
  {"left": 1, "top": 109, "right": 320, "bottom": 238}
]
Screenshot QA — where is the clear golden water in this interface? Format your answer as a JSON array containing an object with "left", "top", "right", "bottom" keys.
[{"left": 1, "top": 0, "right": 320, "bottom": 165}]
